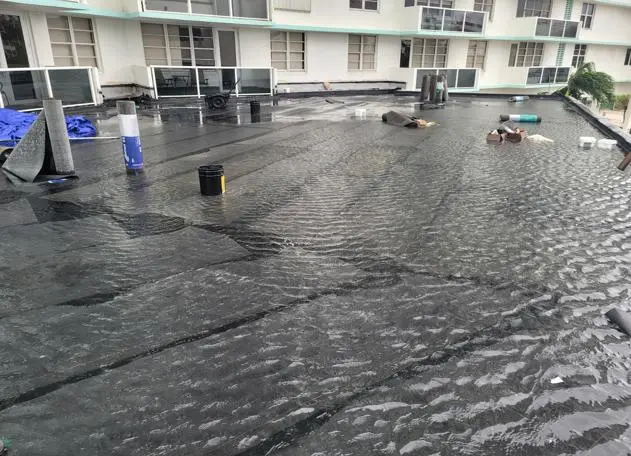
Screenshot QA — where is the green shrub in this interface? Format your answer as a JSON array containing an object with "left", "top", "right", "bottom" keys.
[{"left": 614, "top": 94, "right": 631, "bottom": 110}]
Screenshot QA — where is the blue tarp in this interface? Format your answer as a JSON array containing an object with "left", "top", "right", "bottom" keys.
[{"left": 0, "top": 108, "right": 97, "bottom": 147}]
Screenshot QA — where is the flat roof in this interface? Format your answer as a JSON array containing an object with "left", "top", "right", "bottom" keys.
[{"left": 1, "top": 96, "right": 629, "bottom": 455}]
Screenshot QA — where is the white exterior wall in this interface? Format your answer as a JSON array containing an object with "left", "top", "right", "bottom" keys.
[
  {"left": 2, "top": 0, "right": 631, "bottom": 102},
  {"left": 238, "top": 28, "right": 271, "bottom": 67}
]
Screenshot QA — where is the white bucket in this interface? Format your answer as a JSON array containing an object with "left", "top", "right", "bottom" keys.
[
  {"left": 597, "top": 138, "right": 618, "bottom": 150},
  {"left": 579, "top": 136, "right": 596, "bottom": 148},
  {"left": 355, "top": 108, "right": 367, "bottom": 118}
]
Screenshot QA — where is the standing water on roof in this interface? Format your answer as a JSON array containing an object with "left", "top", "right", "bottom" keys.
[{"left": 1, "top": 97, "right": 631, "bottom": 456}]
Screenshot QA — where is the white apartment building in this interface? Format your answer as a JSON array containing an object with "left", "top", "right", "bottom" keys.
[{"left": 0, "top": 0, "right": 630, "bottom": 109}]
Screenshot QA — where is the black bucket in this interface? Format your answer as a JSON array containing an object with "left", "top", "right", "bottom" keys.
[
  {"left": 250, "top": 100, "right": 261, "bottom": 116},
  {"left": 198, "top": 164, "right": 225, "bottom": 196}
]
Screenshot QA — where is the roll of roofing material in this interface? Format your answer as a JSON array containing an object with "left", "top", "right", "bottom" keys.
[
  {"left": 499, "top": 114, "right": 542, "bottom": 123},
  {"left": 606, "top": 308, "right": 631, "bottom": 336}
]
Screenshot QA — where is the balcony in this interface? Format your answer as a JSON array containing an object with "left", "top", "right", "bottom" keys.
[
  {"left": 141, "top": 0, "right": 269, "bottom": 19},
  {"left": 0, "top": 67, "right": 99, "bottom": 111},
  {"left": 149, "top": 66, "right": 273, "bottom": 98},
  {"left": 514, "top": 17, "right": 580, "bottom": 39},
  {"left": 413, "top": 68, "right": 478, "bottom": 90},
  {"left": 418, "top": 7, "right": 486, "bottom": 34},
  {"left": 526, "top": 66, "right": 570, "bottom": 85}
]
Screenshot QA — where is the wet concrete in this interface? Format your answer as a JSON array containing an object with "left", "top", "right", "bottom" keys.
[{"left": 2, "top": 96, "right": 631, "bottom": 455}]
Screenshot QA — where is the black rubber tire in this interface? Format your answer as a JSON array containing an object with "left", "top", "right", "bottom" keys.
[{"left": 211, "top": 96, "right": 227, "bottom": 109}]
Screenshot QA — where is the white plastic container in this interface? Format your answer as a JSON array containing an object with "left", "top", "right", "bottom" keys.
[
  {"left": 579, "top": 136, "right": 596, "bottom": 148},
  {"left": 355, "top": 108, "right": 367, "bottom": 118},
  {"left": 597, "top": 138, "right": 618, "bottom": 150}
]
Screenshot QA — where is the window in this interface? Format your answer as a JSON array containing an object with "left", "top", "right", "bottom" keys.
[
  {"left": 516, "top": 0, "right": 551, "bottom": 17},
  {"left": 625, "top": 48, "right": 631, "bottom": 66},
  {"left": 400, "top": 38, "right": 448, "bottom": 68},
  {"left": 467, "top": 41, "right": 487, "bottom": 69},
  {"left": 572, "top": 44, "right": 586, "bottom": 67},
  {"left": 145, "top": 0, "right": 268, "bottom": 19},
  {"left": 350, "top": 0, "right": 378, "bottom": 10},
  {"left": 141, "top": 24, "right": 215, "bottom": 66},
  {"left": 509, "top": 42, "right": 544, "bottom": 67},
  {"left": 47, "top": 15, "right": 97, "bottom": 67},
  {"left": 580, "top": 3, "right": 595, "bottom": 29},
  {"left": 420, "top": 8, "right": 484, "bottom": 32},
  {"left": 474, "top": 0, "right": 493, "bottom": 18},
  {"left": 405, "top": 0, "right": 453, "bottom": 6},
  {"left": 400, "top": 39, "right": 411, "bottom": 68},
  {"left": 271, "top": 31, "right": 305, "bottom": 71},
  {"left": 348, "top": 35, "right": 376, "bottom": 70}
]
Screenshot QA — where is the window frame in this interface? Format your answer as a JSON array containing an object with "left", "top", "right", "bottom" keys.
[
  {"left": 516, "top": 0, "right": 551, "bottom": 18},
  {"left": 349, "top": 0, "right": 379, "bottom": 11},
  {"left": 406, "top": 0, "right": 453, "bottom": 7},
  {"left": 141, "top": 23, "right": 217, "bottom": 67},
  {"left": 348, "top": 34, "right": 377, "bottom": 71},
  {"left": 572, "top": 44, "right": 587, "bottom": 67},
  {"left": 580, "top": 2, "right": 595, "bottom": 30},
  {"left": 47, "top": 15, "right": 99, "bottom": 68},
  {"left": 466, "top": 40, "right": 487, "bottom": 69},
  {"left": 270, "top": 31, "right": 306, "bottom": 72},
  {"left": 508, "top": 42, "right": 544, "bottom": 67}
]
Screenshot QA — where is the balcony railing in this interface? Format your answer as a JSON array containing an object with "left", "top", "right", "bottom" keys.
[
  {"left": 419, "top": 7, "right": 486, "bottom": 33},
  {"left": 414, "top": 68, "right": 478, "bottom": 90},
  {"left": 150, "top": 66, "right": 273, "bottom": 98},
  {"left": 535, "top": 18, "right": 579, "bottom": 38},
  {"left": 0, "top": 67, "right": 99, "bottom": 111},
  {"left": 273, "top": 0, "right": 311, "bottom": 11},
  {"left": 141, "top": 0, "right": 269, "bottom": 19},
  {"left": 526, "top": 66, "right": 570, "bottom": 85}
]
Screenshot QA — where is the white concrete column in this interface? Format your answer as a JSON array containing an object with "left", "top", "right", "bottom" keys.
[{"left": 623, "top": 97, "right": 631, "bottom": 132}]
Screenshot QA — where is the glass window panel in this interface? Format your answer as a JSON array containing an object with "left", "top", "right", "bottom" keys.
[
  {"left": 350, "top": 0, "right": 362, "bottom": 7},
  {"left": 49, "top": 29, "right": 71, "bottom": 42},
  {"left": 76, "top": 45, "right": 95, "bottom": 58},
  {"left": 271, "top": 41, "right": 287, "bottom": 51},
  {"left": 421, "top": 8, "right": 443, "bottom": 30},
  {"left": 457, "top": 69, "right": 476, "bottom": 87},
  {"left": 52, "top": 44, "right": 73, "bottom": 58},
  {"left": 237, "top": 68, "right": 270, "bottom": 94},
  {"left": 47, "top": 15, "right": 69, "bottom": 29},
  {"left": 445, "top": 69, "right": 457, "bottom": 88},
  {"left": 289, "top": 42, "right": 304, "bottom": 52},
  {"left": 232, "top": 0, "right": 268, "bottom": 18},
  {"left": 400, "top": 39, "right": 411, "bottom": 68},
  {"left": 271, "top": 51, "right": 286, "bottom": 61},
  {"left": 154, "top": 68, "right": 197, "bottom": 96},
  {"left": 541, "top": 67, "right": 556, "bottom": 83},
  {"left": 564, "top": 21, "right": 578, "bottom": 38},
  {"left": 509, "top": 43, "right": 517, "bottom": 66},
  {"left": 550, "top": 20, "right": 565, "bottom": 37},
  {"left": 444, "top": 9, "right": 465, "bottom": 31},
  {"left": 536, "top": 18, "right": 550, "bottom": 36},
  {"left": 556, "top": 67, "right": 569, "bottom": 82},
  {"left": 71, "top": 18, "right": 92, "bottom": 30},
  {"left": 145, "top": 0, "right": 189, "bottom": 12},
  {"left": 271, "top": 31, "right": 285, "bottom": 41},
  {"left": 289, "top": 59, "right": 304, "bottom": 70},
  {"left": 365, "top": 0, "right": 378, "bottom": 10},
  {"left": 0, "top": 70, "right": 48, "bottom": 109},
  {"left": 464, "top": 12, "right": 484, "bottom": 32},
  {"left": 527, "top": 67, "right": 542, "bottom": 84},
  {"left": 74, "top": 31, "right": 94, "bottom": 44},
  {"left": 49, "top": 68, "right": 93, "bottom": 104}
]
